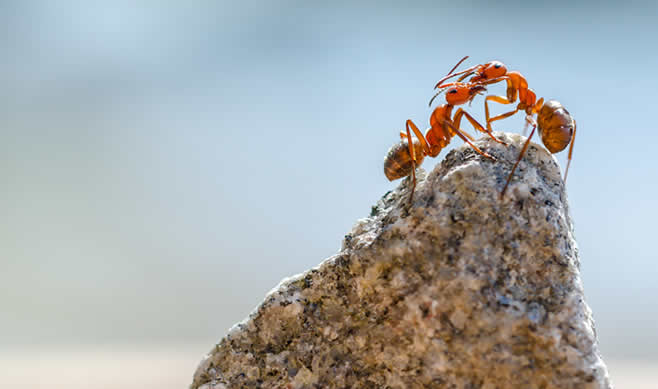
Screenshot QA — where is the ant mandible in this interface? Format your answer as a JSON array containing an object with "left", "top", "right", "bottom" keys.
[
  {"left": 435, "top": 59, "right": 577, "bottom": 198},
  {"left": 385, "top": 56, "right": 505, "bottom": 202}
]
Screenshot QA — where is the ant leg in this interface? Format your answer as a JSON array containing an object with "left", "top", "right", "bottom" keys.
[
  {"left": 533, "top": 98, "right": 544, "bottom": 114},
  {"left": 437, "top": 70, "right": 509, "bottom": 89},
  {"left": 456, "top": 71, "right": 476, "bottom": 82},
  {"left": 453, "top": 108, "right": 507, "bottom": 145},
  {"left": 522, "top": 121, "right": 530, "bottom": 136},
  {"left": 404, "top": 120, "right": 431, "bottom": 203},
  {"left": 501, "top": 122, "right": 537, "bottom": 198},
  {"left": 438, "top": 78, "right": 508, "bottom": 90},
  {"left": 435, "top": 69, "right": 476, "bottom": 88},
  {"left": 439, "top": 110, "right": 474, "bottom": 141},
  {"left": 431, "top": 76, "right": 512, "bottom": 107},
  {"left": 405, "top": 120, "right": 432, "bottom": 155},
  {"left": 489, "top": 108, "right": 519, "bottom": 131},
  {"left": 563, "top": 120, "right": 576, "bottom": 182},
  {"left": 433, "top": 81, "right": 463, "bottom": 89},
  {"left": 437, "top": 74, "right": 510, "bottom": 89},
  {"left": 479, "top": 76, "right": 509, "bottom": 86},
  {"left": 451, "top": 62, "right": 514, "bottom": 84},
  {"left": 403, "top": 125, "right": 417, "bottom": 203},
  {"left": 443, "top": 120, "right": 496, "bottom": 160},
  {"left": 408, "top": 132, "right": 417, "bottom": 203},
  {"left": 484, "top": 95, "right": 514, "bottom": 132},
  {"left": 456, "top": 125, "right": 476, "bottom": 142},
  {"left": 521, "top": 98, "right": 544, "bottom": 136}
]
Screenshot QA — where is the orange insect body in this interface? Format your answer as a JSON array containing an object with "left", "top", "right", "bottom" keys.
[
  {"left": 385, "top": 57, "right": 504, "bottom": 202},
  {"left": 500, "top": 99, "right": 576, "bottom": 197},
  {"left": 473, "top": 69, "right": 544, "bottom": 133},
  {"left": 384, "top": 56, "right": 577, "bottom": 202},
  {"left": 464, "top": 61, "right": 508, "bottom": 83},
  {"left": 425, "top": 106, "right": 451, "bottom": 155},
  {"left": 437, "top": 60, "right": 541, "bottom": 130},
  {"left": 537, "top": 100, "right": 575, "bottom": 154},
  {"left": 384, "top": 138, "right": 425, "bottom": 181},
  {"left": 385, "top": 87, "right": 495, "bottom": 202},
  {"left": 433, "top": 57, "right": 577, "bottom": 197}
]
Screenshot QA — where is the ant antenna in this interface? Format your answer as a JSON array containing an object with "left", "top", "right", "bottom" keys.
[
  {"left": 428, "top": 56, "right": 472, "bottom": 107},
  {"left": 428, "top": 88, "right": 446, "bottom": 107},
  {"left": 447, "top": 56, "right": 469, "bottom": 77},
  {"left": 433, "top": 55, "right": 475, "bottom": 89}
]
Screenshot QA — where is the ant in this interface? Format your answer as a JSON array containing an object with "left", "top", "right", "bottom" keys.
[
  {"left": 384, "top": 56, "right": 505, "bottom": 202},
  {"left": 434, "top": 60, "right": 539, "bottom": 136},
  {"left": 501, "top": 100, "right": 576, "bottom": 197},
  {"left": 434, "top": 59, "right": 577, "bottom": 197}
]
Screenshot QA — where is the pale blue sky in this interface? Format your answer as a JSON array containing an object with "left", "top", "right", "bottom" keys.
[{"left": 1, "top": 1, "right": 657, "bottom": 360}]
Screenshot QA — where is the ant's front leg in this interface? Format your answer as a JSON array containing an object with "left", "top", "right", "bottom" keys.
[
  {"left": 501, "top": 118, "right": 537, "bottom": 198},
  {"left": 453, "top": 108, "right": 507, "bottom": 146},
  {"left": 484, "top": 95, "right": 517, "bottom": 133},
  {"left": 443, "top": 120, "right": 496, "bottom": 161},
  {"left": 564, "top": 119, "right": 576, "bottom": 182}
]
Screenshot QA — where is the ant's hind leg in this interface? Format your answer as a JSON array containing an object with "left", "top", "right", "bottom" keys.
[
  {"left": 522, "top": 120, "right": 530, "bottom": 136},
  {"left": 405, "top": 125, "right": 417, "bottom": 203},
  {"left": 563, "top": 120, "right": 576, "bottom": 182},
  {"left": 404, "top": 120, "right": 431, "bottom": 155},
  {"left": 523, "top": 98, "right": 544, "bottom": 136},
  {"left": 404, "top": 120, "right": 430, "bottom": 203},
  {"left": 501, "top": 123, "right": 537, "bottom": 198}
]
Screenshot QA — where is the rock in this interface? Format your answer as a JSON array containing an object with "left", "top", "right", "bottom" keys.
[{"left": 191, "top": 133, "right": 612, "bottom": 389}]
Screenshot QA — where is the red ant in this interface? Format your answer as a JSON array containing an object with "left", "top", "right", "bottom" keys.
[
  {"left": 434, "top": 60, "right": 541, "bottom": 135},
  {"left": 435, "top": 59, "right": 577, "bottom": 197},
  {"left": 501, "top": 100, "right": 577, "bottom": 197},
  {"left": 385, "top": 57, "right": 505, "bottom": 202}
]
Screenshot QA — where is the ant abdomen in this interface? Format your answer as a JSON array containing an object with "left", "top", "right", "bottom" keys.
[
  {"left": 537, "top": 100, "right": 575, "bottom": 154},
  {"left": 384, "top": 138, "right": 425, "bottom": 181}
]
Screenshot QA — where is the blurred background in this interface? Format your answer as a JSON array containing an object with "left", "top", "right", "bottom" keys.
[{"left": 2, "top": 1, "right": 657, "bottom": 388}]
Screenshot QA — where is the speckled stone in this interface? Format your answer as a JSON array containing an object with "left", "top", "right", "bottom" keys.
[{"left": 191, "top": 133, "right": 612, "bottom": 389}]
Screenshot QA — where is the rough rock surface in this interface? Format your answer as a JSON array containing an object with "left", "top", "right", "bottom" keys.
[{"left": 192, "top": 133, "right": 612, "bottom": 389}]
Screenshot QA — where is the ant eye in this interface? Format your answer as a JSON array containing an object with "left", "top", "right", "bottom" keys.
[{"left": 448, "top": 89, "right": 457, "bottom": 94}]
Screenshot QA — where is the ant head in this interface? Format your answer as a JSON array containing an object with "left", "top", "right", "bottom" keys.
[
  {"left": 444, "top": 84, "right": 486, "bottom": 105},
  {"left": 472, "top": 61, "right": 507, "bottom": 82}
]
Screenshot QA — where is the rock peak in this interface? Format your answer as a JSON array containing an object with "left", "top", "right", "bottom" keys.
[{"left": 191, "top": 133, "right": 612, "bottom": 389}]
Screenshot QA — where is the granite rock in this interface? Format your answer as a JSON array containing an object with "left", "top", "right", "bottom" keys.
[{"left": 191, "top": 132, "right": 612, "bottom": 389}]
